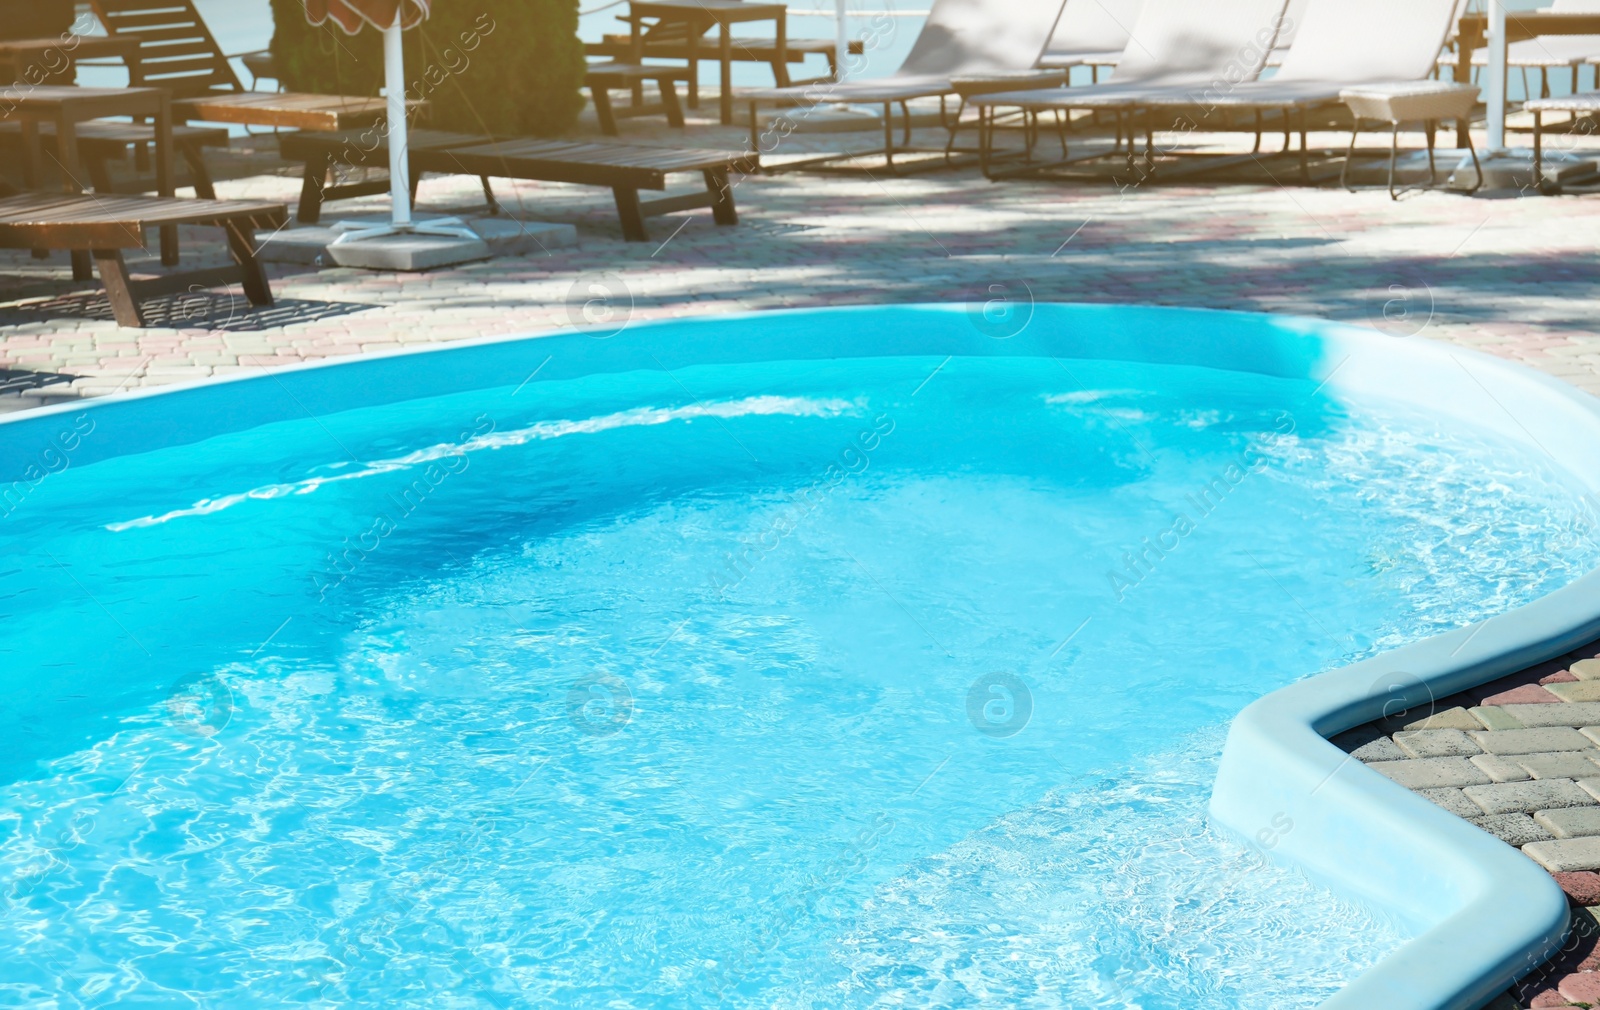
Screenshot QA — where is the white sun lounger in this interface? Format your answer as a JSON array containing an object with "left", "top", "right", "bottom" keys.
[
  {"left": 1125, "top": 0, "right": 1476, "bottom": 188},
  {"left": 1264, "top": 0, "right": 1312, "bottom": 67},
  {"left": 741, "top": 0, "right": 1067, "bottom": 170},
  {"left": 968, "top": 0, "right": 1291, "bottom": 175},
  {"left": 973, "top": 0, "right": 1292, "bottom": 113},
  {"left": 1037, "top": 0, "right": 1146, "bottom": 79}
]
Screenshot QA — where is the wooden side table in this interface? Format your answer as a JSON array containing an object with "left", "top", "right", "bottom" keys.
[
  {"left": 628, "top": 0, "right": 788, "bottom": 125},
  {"left": 1452, "top": 12, "right": 1600, "bottom": 147},
  {"left": 172, "top": 92, "right": 409, "bottom": 132},
  {"left": 0, "top": 35, "right": 141, "bottom": 85}
]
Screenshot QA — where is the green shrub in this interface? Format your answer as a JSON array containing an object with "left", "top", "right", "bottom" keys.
[{"left": 269, "top": 0, "right": 585, "bottom": 137}]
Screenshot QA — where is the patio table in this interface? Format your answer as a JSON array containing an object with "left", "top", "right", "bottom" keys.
[
  {"left": 1452, "top": 11, "right": 1600, "bottom": 148},
  {"left": 0, "top": 35, "right": 142, "bottom": 85},
  {"left": 172, "top": 92, "right": 408, "bottom": 131},
  {"left": 628, "top": 0, "right": 788, "bottom": 125},
  {"left": 7, "top": 85, "right": 177, "bottom": 268}
]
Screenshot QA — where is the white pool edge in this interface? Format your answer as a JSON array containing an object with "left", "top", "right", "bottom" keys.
[
  {"left": 1208, "top": 322, "right": 1600, "bottom": 1010},
  {"left": 2, "top": 302, "right": 1595, "bottom": 1009}
]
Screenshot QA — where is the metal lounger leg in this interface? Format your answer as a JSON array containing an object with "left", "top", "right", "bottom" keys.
[
  {"left": 1298, "top": 110, "right": 1309, "bottom": 183},
  {"left": 1388, "top": 123, "right": 1401, "bottom": 201},
  {"left": 1426, "top": 120, "right": 1437, "bottom": 187},
  {"left": 1340, "top": 119, "right": 1362, "bottom": 193},
  {"left": 1464, "top": 127, "right": 1484, "bottom": 194},
  {"left": 944, "top": 98, "right": 966, "bottom": 164},
  {"left": 883, "top": 101, "right": 895, "bottom": 170}
]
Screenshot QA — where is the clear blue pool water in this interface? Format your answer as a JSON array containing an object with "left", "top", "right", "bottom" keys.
[{"left": 1, "top": 352, "right": 1596, "bottom": 1008}]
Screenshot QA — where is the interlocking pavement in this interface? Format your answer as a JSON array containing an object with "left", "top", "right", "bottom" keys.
[
  {"left": 4, "top": 119, "right": 1600, "bottom": 413},
  {"left": 1340, "top": 643, "right": 1600, "bottom": 1009}
]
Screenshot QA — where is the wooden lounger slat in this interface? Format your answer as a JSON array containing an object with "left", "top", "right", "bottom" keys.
[
  {"left": 281, "top": 130, "right": 755, "bottom": 241},
  {"left": 587, "top": 35, "right": 865, "bottom": 62},
  {"left": 136, "top": 56, "right": 221, "bottom": 77},
  {"left": 0, "top": 193, "right": 284, "bottom": 231},
  {"left": 0, "top": 191, "right": 286, "bottom": 327},
  {"left": 0, "top": 119, "right": 229, "bottom": 197}
]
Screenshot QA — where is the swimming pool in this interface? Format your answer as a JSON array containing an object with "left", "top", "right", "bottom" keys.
[{"left": 1, "top": 305, "right": 1596, "bottom": 1008}]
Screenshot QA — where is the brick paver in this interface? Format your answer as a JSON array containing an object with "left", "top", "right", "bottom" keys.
[
  {"left": 4, "top": 117, "right": 1600, "bottom": 412},
  {"left": 1342, "top": 638, "right": 1600, "bottom": 1007}
]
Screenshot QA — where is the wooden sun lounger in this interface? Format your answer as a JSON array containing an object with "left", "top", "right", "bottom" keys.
[
  {"left": 424, "top": 139, "right": 755, "bottom": 241},
  {"left": 0, "top": 192, "right": 286, "bottom": 327},
  {"left": 585, "top": 33, "right": 864, "bottom": 83},
  {"left": 91, "top": 0, "right": 412, "bottom": 132},
  {"left": 585, "top": 63, "right": 691, "bottom": 135},
  {"left": 281, "top": 130, "right": 758, "bottom": 242},
  {"left": 279, "top": 128, "right": 498, "bottom": 223},
  {"left": 0, "top": 120, "right": 229, "bottom": 197}
]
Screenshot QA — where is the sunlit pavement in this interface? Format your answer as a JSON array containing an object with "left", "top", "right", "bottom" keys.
[{"left": 3, "top": 116, "right": 1599, "bottom": 411}]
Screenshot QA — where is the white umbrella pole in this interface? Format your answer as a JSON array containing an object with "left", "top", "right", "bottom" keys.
[
  {"left": 1486, "top": 0, "right": 1507, "bottom": 153},
  {"left": 329, "top": 5, "right": 478, "bottom": 248},
  {"left": 834, "top": 0, "right": 847, "bottom": 80},
  {"left": 384, "top": 12, "right": 413, "bottom": 227}
]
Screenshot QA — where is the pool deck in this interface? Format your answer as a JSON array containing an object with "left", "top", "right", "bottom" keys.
[
  {"left": 3, "top": 114, "right": 1600, "bottom": 411},
  {"left": 1342, "top": 639, "right": 1600, "bottom": 1009}
]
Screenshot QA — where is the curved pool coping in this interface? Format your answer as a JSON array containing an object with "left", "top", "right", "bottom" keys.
[{"left": 3, "top": 302, "right": 1597, "bottom": 1009}]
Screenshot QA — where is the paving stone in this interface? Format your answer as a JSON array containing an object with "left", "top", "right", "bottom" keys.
[
  {"left": 1465, "top": 779, "right": 1596, "bottom": 815},
  {"left": 1521, "top": 752, "right": 1600, "bottom": 780},
  {"left": 1555, "top": 871, "right": 1600, "bottom": 906},
  {"left": 1550, "top": 680, "right": 1600, "bottom": 703},
  {"left": 1400, "top": 706, "right": 1485, "bottom": 731},
  {"left": 1504, "top": 703, "right": 1600, "bottom": 728},
  {"left": 1483, "top": 683, "right": 1564, "bottom": 705},
  {"left": 1471, "top": 813, "right": 1556, "bottom": 846},
  {"left": 1558, "top": 970, "right": 1600, "bottom": 1003},
  {"left": 1347, "top": 736, "right": 1406, "bottom": 762},
  {"left": 1539, "top": 808, "right": 1600, "bottom": 839},
  {"left": 1579, "top": 727, "right": 1600, "bottom": 749},
  {"left": 1472, "top": 706, "right": 1526, "bottom": 730},
  {"left": 1470, "top": 728, "right": 1594, "bottom": 754},
  {"left": 1369, "top": 757, "right": 1492, "bottom": 789},
  {"left": 1574, "top": 659, "right": 1600, "bottom": 681},
  {"left": 1328, "top": 724, "right": 1387, "bottom": 755},
  {"left": 1472, "top": 754, "right": 1533, "bottom": 783},
  {"left": 1394, "top": 729, "right": 1482, "bottom": 758},
  {"left": 1580, "top": 778, "right": 1600, "bottom": 803},
  {"left": 1416, "top": 787, "right": 1485, "bottom": 819},
  {"left": 1528, "top": 838, "right": 1600, "bottom": 873}
]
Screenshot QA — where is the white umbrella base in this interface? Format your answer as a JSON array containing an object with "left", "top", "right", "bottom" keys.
[{"left": 255, "top": 216, "right": 578, "bottom": 270}]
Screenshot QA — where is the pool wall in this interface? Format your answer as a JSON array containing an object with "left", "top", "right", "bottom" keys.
[{"left": 2, "top": 303, "right": 1595, "bottom": 1010}]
